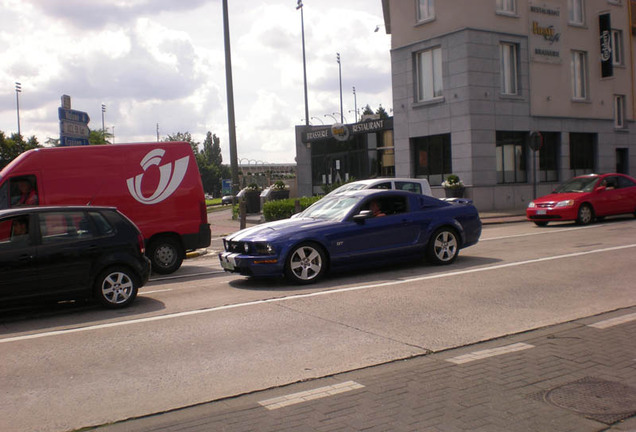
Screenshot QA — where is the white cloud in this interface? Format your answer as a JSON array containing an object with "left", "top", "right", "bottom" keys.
[{"left": 0, "top": 0, "right": 392, "bottom": 163}]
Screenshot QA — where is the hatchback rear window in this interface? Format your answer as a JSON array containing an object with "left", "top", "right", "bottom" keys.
[
  {"left": 39, "top": 211, "right": 94, "bottom": 244},
  {"left": 89, "top": 211, "right": 115, "bottom": 236}
]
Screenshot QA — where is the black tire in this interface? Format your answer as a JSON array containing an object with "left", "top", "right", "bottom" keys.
[
  {"left": 576, "top": 204, "right": 594, "bottom": 225},
  {"left": 427, "top": 227, "right": 459, "bottom": 265},
  {"left": 534, "top": 221, "right": 549, "bottom": 227},
  {"left": 148, "top": 237, "right": 183, "bottom": 274},
  {"left": 94, "top": 266, "right": 138, "bottom": 308},
  {"left": 285, "top": 242, "right": 326, "bottom": 284}
]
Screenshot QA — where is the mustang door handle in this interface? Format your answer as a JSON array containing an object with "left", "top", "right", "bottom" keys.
[{"left": 18, "top": 253, "right": 34, "bottom": 262}]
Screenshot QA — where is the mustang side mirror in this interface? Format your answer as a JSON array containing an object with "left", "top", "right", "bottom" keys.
[{"left": 353, "top": 210, "right": 372, "bottom": 223}]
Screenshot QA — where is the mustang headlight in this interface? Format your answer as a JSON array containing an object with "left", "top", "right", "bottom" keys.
[
  {"left": 555, "top": 200, "right": 574, "bottom": 208},
  {"left": 243, "top": 242, "right": 275, "bottom": 255},
  {"left": 528, "top": 202, "right": 536, "bottom": 208}
]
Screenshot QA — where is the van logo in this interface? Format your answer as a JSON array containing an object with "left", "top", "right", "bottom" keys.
[{"left": 127, "top": 149, "right": 189, "bottom": 205}]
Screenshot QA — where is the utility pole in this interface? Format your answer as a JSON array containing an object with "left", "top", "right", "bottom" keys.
[
  {"left": 337, "top": 53, "right": 343, "bottom": 123},
  {"left": 223, "top": 0, "right": 240, "bottom": 222}
]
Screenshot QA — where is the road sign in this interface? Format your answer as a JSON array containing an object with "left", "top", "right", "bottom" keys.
[
  {"left": 58, "top": 107, "right": 90, "bottom": 124},
  {"left": 59, "top": 104, "right": 90, "bottom": 146},
  {"left": 60, "top": 136, "right": 90, "bottom": 146}
]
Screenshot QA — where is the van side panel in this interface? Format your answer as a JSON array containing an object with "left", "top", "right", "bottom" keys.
[{"left": 0, "top": 142, "right": 211, "bottom": 252}]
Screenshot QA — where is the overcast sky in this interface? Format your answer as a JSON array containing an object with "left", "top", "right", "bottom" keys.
[{"left": 0, "top": 0, "right": 391, "bottom": 163}]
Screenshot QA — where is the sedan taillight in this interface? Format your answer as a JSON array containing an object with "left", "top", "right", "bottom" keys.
[{"left": 137, "top": 233, "right": 146, "bottom": 254}]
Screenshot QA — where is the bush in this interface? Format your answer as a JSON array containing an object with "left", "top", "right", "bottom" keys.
[{"left": 262, "top": 196, "right": 322, "bottom": 222}]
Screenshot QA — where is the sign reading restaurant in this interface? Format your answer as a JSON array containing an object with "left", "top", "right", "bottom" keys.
[
  {"left": 302, "top": 117, "right": 393, "bottom": 143},
  {"left": 529, "top": 1, "right": 562, "bottom": 64}
]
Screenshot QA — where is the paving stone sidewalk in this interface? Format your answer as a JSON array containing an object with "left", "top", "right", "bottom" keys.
[{"left": 92, "top": 308, "right": 636, "bottom": 432}]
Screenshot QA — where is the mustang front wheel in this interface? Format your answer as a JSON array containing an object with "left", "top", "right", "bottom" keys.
[
  {"left": 285, "top": 243, "right": 326, "bottom": 284},
  {"left": 427, "top": 228, "right": 459, "bottom": 265}
]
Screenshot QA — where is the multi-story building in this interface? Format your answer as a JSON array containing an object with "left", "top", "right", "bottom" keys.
[{"left": 380, "top": 0, "right": 635, "bottom": 210}]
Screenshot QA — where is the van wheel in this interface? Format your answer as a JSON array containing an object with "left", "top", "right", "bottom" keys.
[
  {"left": 94, "top": 266, "right": 138, "bottom": 308},
  {"left": 148, "top": 237, "right": 183, "bottom": 274}
]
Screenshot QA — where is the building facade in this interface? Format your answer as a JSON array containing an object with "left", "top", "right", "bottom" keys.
[{"left": 381, "top": 0, "right": 635, "bottom": 211}]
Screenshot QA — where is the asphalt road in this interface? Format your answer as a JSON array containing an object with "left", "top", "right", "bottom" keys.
[{"left": 1, "top": 217, "right": 635, "bottom": 432}]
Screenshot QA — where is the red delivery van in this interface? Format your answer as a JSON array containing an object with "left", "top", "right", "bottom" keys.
[{"left": 0, "top": 142, "right": 211, "bottom": 274}]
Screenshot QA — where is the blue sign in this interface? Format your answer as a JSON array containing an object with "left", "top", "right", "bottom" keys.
[
  {"left": 60, "top": 136, "right": 89, "bottom": 146},
  {"left": 222, "top": 179, "right": 232, "bottom": 195},
  {"left": 58, "top": 107, "right": 90, "bottom": 124}
]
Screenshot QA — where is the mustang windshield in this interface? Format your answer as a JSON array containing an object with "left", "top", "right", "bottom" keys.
[
  {"left": 554, "top": 177, "right": 598, "bottom": 193},
  {"left": 298, "top": 196, "right": 360, "bottom": 221}
]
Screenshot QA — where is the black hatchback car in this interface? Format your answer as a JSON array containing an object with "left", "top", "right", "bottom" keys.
[{"left": 0, "top": 206, "right": 151, "bottom": 308}]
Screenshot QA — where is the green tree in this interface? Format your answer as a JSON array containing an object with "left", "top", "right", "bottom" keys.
[
  {"left": 376, "top": 105, "right": 389, "bottom": 119},
  {"left": 165, "top": 132, "right": 199, "bottom": 155},
  {"left": 88, "top": 129, "right": 113, "bottom": 145},
  {"left": 197, "top": 132, "right": 226, "bottom": 196},
  {"left": 0, "top": 132, "right": 40, "bottom": 170},
  {"left": 362, "top": 105, "right": 374, "bottom": 116}
]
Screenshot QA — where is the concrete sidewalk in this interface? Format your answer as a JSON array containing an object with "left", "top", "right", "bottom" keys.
[{"left": 91, "top": 307, "right": 636, "bottom": 432}]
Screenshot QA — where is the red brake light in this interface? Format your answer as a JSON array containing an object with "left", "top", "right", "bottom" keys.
[{"left": 137, "top": 233, "right": 146, "bottom": 254}]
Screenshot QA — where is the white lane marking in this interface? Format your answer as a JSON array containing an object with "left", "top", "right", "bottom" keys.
[
  {"left": 2, "top": 243, "right": 635, "bottom": 345},
  {"left": 588, "top": 312, "right": 636, "bottom": 329},
  {"left": 446, "top": 343, "right": 534, "bottom": 365},
  {"left": 139, "top": 289, "right": 173, "bottom": 295},
  {"left": 149, "top": 271, "right": 225, "bottom": 282},
  {"left": 481, "top": 224, "right": 600, "bottom": 241},
  {"left": 259, "top": 381, "right": 365, "bottom": 410}
]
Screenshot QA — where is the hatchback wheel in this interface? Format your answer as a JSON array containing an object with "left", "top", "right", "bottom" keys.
[
  {"left": 427, "top": 228, "right": 459, "bottom": 265},
  {"left": 148, "top": 237, "right": 183, "bottom": 274},
  {"left": 576, "top": 204, "right": 594, "bottom": 225},
  {"left": 94, "top": 267, "right": 138, "bottom": 308},
  {"left": 285, "top": 243, "right": 326, "bottom": 284}
]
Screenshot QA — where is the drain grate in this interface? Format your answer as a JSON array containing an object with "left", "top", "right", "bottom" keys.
[{"left": 544, "top": 376, "right": 636, "bottom": 424}]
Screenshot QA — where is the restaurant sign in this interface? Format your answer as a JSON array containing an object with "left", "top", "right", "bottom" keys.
[
  {"left": 302, "top": 117, "right": 393, "bottom": 143},
  {"left": 529, "top": 1, "right": 562, "bottom": 64}
]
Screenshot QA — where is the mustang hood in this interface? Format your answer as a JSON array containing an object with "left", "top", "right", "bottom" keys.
[{"left": 226, "top": 218, "right": 334, "bottom": 242}]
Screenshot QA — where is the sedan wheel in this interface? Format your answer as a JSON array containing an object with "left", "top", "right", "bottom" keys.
[
  {"left": 576, "top": 204, "right": 594, "bottom": 225},
  {"left": 285, "top": 243, "right": 326, "bottom": 284},
  {"left": 94, "top": 267, "right": 138, "bottom": 308},
  {"left": 427, "top": 228, "right": 459, "bottom": 265}
]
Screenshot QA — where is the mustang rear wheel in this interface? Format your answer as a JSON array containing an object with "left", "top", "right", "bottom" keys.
[
  {"left": 94, "top": 266, "right": 138, "bottom": 308},
  {"left": 427, "top": 228, "right": 459, "bottom": 265},
  {"left": 576, "top": 204, "right": 594, "bottom": 225},
  {"left": 285, "top": 243, "right": 326, "bottom": 284}
]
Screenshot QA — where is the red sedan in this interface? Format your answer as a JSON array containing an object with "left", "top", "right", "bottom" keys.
[{"left": 526, "top": 173, "right": 636, "bottom": 226}]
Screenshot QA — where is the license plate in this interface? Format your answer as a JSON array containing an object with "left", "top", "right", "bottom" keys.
[
  {"left": 537, "top": 210, "right": 546, "bottom": 215},
  {"left": 219, "top": 252, "right": 238, "bottom": 270}
]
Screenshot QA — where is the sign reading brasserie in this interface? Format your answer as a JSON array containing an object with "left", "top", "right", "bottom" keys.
[
  {"left": 599, "top": 13, "right": 613, "bottom": 78},
  {"left": 529, "top": 1, "right": 562, "bottom": 64},
  {"left": 302, "top": 117, "right": 393, "bottom": 143}
]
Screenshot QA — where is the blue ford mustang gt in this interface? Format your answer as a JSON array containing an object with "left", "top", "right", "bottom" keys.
[{"left": 219, "top": 189, "right": 481, "bottom": 284}]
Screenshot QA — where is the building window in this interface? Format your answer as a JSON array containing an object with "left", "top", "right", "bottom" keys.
[
  {"left": 614, "top": 95, "right": 625, "bottom": 129},
  {"left": 496, "top": 0, "right": 516, "bottom": 14},
  {"left": 611, "top": 29, "right": 623, "bottom": 66},
  {"left": 571, "top": 51, "right": 588, "bottom": 100},
  {"left": 568, "top": 0, "right": 585, "bottom": 25},
  {"left": 417, "top": 0, "right": 435, "bottom": 22},
  {"left": 496, "top": 131, "right": 527, "bottom": 184},
  {"left": 538, "top": 132, "right": 560, "bottom": 182},
  {"left": 415, "top": 47, "right": 443, "bottom": 102},
  {"left": 569, "top": 133, "right": 596, "bottom": 176},
  {"left": 412, "top": 134, "right": 452, "bottom": 186},
  {"left": 500, "top": 43, "right": 519, "bottom": 95}
]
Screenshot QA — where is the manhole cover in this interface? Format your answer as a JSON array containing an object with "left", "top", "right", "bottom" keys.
[{"left": 545, "top": 377, "right": 636, "bottom": 424}]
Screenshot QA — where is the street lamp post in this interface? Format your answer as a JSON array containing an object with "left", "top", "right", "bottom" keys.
[
  {"left": 324, "top": 113, "right": 337, "bottom": 123},
  {"left": 101, "top": 104, "right": 106, "bottom": 131},
  {"left": 333, "top": 112, "right": 347, "bottom": 123},
  {"left": 311, "top": 116, "right": 324, "bottom": 125},
  {"left": 15, "top": 82, "right": 21, "bottom": 136},
  {"left": 223, "top": 0, "right": 240, "bottom": 205},
  {"left": 336, "top": 53, "right": 343, "bottom": 123},
  {"left": 352, "top": 86, "right": 358, "bottom": 122},
  {"left": 297, "top": 1, "right": 309, "bottom": 128}
]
